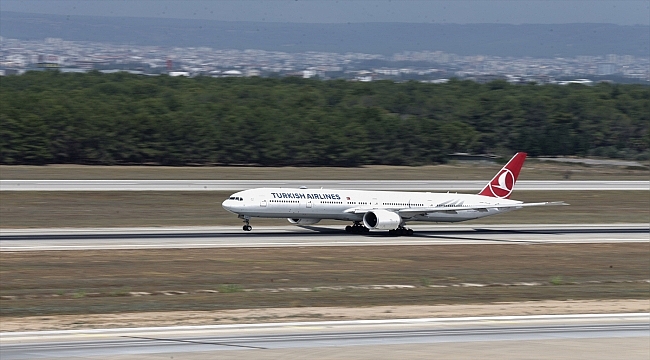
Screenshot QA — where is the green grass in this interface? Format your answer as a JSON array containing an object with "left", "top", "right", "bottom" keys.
[{"left": 218, "top": 284, "right": 243, "bottom": 293}]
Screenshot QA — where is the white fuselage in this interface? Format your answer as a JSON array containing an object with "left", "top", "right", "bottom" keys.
[{"left": 222, "top": 188, "right": 520, "bottom": 223}]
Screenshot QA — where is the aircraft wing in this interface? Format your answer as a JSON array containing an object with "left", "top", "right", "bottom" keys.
[
  {"left": 345, "top": 201, "right": 567, "bottom": 217},
  {"left": 397, "top": 201, "right": 568, "bottom": 216}
]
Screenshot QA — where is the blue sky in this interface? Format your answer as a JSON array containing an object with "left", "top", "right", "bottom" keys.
[{"left": 2, "top": 0, "right": 649, "bottom": 25}]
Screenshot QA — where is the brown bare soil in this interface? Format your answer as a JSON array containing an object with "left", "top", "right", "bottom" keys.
[
  {"left": 1, "top": 190, "right": 647, "bottom": 228},
  {"left": 1, "top": 300, "right": 647, "bottom": 332},
  {"left": 1, "top": 244, "right": 648, "bottom": 322},
  {"left": 1, "top": 161, "right": 647, "bottom": 180}
]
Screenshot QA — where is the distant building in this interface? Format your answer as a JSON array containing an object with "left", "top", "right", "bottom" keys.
[
  {"left": 100, "top": 69, "right": 143, "bottom": 75},
  {"left": 558, "top": 79, "right": 593, "bottom": 86},
  {"left": 221, "top": 70, "right": 243, "bottom": 77},
  {"left": 302, "top": 70, "right": 316, "bottom": 79},
  {"left": 75, "top": 59, "right": 109, "bottom": 70},
  {"left": 469, "top": 74, "right": 507, "bottom": 83},
  {"left": 36, "top": 62, "right": 61, "bottom": 69},
  {"left": 597, "top": 63, "right": 618, "bottom": 75},
  {"left": 60, "top": 68, "right": 89, "bottom": 73},
  {"left": 168, "top": 71, "right": 190, "bottom": 77}
]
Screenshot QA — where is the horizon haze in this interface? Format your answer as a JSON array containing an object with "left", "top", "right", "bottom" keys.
[
  {"left": 2, "top": 0, "right": 648, "bottom": 25},
  {"left": 2, "top": 11, "right": 648, "bottom": 57}
]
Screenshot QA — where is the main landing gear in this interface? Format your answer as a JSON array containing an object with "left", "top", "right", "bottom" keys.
[
  {"left": 388, "top": 227, "right": 414, "bottom": 236},
  {"left": 240, "top": 216, "right": 252, "bottom": 231},
  {"left": 345, "top": 222, "right": 369, "bottom": 234}
]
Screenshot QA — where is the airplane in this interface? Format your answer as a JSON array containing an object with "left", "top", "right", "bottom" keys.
[{"left": 222, "top": 152, "right": 567, "bottom": 235}]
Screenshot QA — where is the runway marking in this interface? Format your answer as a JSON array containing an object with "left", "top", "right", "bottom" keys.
[{"left": 121, "top": 335, "right": 267, "bottom": 350}]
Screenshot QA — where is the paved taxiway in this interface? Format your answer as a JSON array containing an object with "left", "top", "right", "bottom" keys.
[
  {"left": 1, "top": 179, "right": 648, "bottom": 191},
  {"left": 1, "top": 224, "right": 647, "bottom": 251},
  {"left": 1, "top": 314, "right": 647, "bottom": 359}
]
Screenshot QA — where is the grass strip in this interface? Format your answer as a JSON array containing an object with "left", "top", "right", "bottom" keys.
[
  {"left": 1, "top": 191, "right": 648, "bottom": 228},
  {"left": 1, "top": 244, "right": 648, "bottom": 317}
]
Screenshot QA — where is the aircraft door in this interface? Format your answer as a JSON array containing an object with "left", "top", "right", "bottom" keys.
[
  {"left": 260, "top": 200, "right": 267, "bottom": 207},
  {"left": 306, "top": 201, "right": 312, "bottom": 208}
]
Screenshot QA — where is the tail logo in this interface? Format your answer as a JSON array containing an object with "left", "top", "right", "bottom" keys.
[{"left": 487, "top": 169, "right": 515, "bottom": 198}]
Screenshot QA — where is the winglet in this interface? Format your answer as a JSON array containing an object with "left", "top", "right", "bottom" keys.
[{"left": 478, "top": 152, "right": 527, "bottom": 199}]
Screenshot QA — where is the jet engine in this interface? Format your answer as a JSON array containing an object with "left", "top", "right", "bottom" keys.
[
  {"left": 362, "top": 210, "right": 402, "bottom": 230},
  {"left": 288, "top": 218, "right": 321, "bottom": 225}
]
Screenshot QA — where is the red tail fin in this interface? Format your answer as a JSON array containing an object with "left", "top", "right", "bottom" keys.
[{"left": 478, "top": 152, "right": 527, "bottom": 199}]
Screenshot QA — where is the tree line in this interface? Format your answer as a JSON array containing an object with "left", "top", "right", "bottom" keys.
[{"left": 1, "top": 71, "right": 648, "bottom": 166}]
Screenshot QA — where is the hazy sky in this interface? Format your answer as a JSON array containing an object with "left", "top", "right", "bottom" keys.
[{"left": 2, "top": 0, "right": 649, "bottom": 25}]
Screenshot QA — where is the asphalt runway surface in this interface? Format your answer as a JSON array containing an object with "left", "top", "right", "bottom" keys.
[
  {"left": 1, "top": 180, "right": 648, "bottom": 191},
  {"left": 2, "top": 314, "right": 647, "bottom": 359},
  {"left": 1, "top": 224, "right": 647, "bottom": 251}
]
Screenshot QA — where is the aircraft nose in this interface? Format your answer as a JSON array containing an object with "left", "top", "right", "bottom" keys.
[{"left": 222, "top": 199, "right": 233, "bottom": 212}]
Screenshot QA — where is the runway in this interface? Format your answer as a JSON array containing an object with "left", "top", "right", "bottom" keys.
[
  {"left": 1, "top": 314, "right": 647, "bottom": 359},
  {"left": 1, "top": 179, "right": 648, "bottom": 191},
  {"left": 1, "top": 224, "right": 647, "bottom": 251}
]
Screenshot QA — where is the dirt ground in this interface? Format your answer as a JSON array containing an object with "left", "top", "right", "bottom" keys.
[{"left": 1, "top": 299, "right": 647, "bottom": 332}]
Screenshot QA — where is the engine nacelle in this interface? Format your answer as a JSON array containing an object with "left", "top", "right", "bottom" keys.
[
  {"left": 362, "top": 210, "right": 402, "bottom": 230},
  {"left": 288, "top": 218, "right": 321, "bottom": 225}
]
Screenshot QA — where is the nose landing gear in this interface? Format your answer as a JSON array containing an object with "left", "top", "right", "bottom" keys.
[{"left": 240, "top": 216, "right": 252, "bottom": 231}]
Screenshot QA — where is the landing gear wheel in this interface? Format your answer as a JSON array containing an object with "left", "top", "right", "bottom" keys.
[
  {"left": 390, "top": 227, "right": 413, "bottom": 236},
  {"left": 241, "top": 216, "right": 252, "bottom": 232},
  {"left": 346, "top": 222, "right": 369, "bottom": 234}
]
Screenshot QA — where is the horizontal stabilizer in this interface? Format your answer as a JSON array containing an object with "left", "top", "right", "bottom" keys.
[{"left": 515, "top": 201, "right": 569, "bottom": 207}]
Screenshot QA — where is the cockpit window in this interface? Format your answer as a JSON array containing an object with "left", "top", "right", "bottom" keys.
[{"left": 229, "top": 197, "right": 235, "bottom": 200}]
